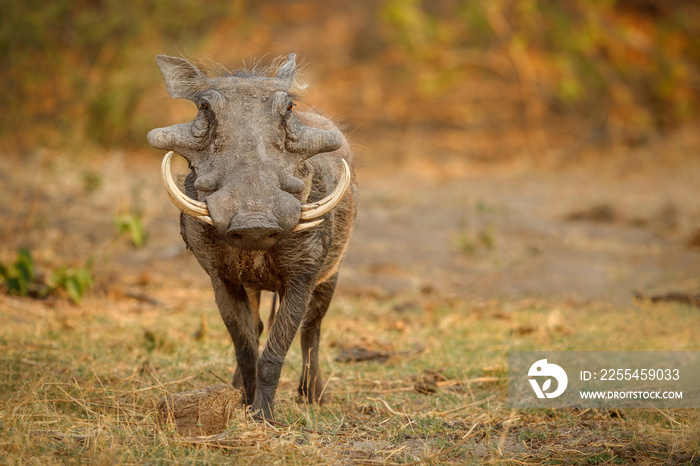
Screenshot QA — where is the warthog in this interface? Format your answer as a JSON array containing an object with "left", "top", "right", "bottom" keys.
[{"left": 147, "top": 54, "right": 357, "bottom": 420}]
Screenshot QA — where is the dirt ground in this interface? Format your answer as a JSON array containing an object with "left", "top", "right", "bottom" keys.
[{"left": 347, "top": 152, "right": 700, "bottom": 307}]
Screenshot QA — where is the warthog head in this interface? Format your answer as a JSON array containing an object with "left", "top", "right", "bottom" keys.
[{"left": 148, "top": 54, "right": 350, "bottom": 250}]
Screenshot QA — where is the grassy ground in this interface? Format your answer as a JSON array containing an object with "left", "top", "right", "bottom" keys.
[
  {"left": 1, "top": 289, "right": 698, "bottom": 464},
  {"left": 1, "top": 133, "right": 698, "bottom": 464}
]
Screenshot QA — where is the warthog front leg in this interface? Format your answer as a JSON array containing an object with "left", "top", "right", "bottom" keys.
[
  {"left": 231, "top": 288, "right": 264, "bottom": 391},
  {"left": 298, "top": 273, "right": 337, "bottom": 404},
  {"left": 252, "top": 275, "right": 315, "bottom": 420},
  {"left": 211, "top": 276, "right": 259, "bottom": 405}
]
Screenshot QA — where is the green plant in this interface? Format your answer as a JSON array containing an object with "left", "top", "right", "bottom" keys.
[
  {"left": 114, "top": 213, "right": 146, "bottom": 248},
  {"left": 0, "top": 248, "right": 36, "bottom": 296},
  {"left": 49, "top": 265, "right": 94, "bottom": 303},
  {"left": 82, "top": 171, "right": 103, "bottom": 194},
  {"left": 456, "top": 233, "right": 478, "bottom": 255},
  {"left": 478, "top": 225, "right": 496, "bottom": 250},
  {"left": 0, "top": 249, "right": 93, "bottom": 303}
]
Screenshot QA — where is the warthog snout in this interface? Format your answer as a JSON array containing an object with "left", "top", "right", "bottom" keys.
[{"left": 225, "top": 214, "right": 283, "bottom": 250}]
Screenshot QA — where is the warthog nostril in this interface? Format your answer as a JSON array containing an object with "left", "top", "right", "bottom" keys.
[{"left": 225, "top": 223, "right": 284, "bottom": 250}]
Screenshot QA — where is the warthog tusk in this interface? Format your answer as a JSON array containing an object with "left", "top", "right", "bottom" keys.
[
  {"left": 161, "top": 152, "right": 351, "bottom": 232},
  {"left": 293, "top": 158, "right": 351, "bottom": 232},
  {"left": 292, "top": 219, "right": 324, "bottom": 232},
  {"left": 161, "top": 151, "right": 213, "bottom": 225},
  {"left": 299, "top": 158, "right": 351, "bottom": 221}
]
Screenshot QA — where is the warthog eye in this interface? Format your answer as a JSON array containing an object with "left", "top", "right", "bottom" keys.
[
  {"left": 199, "top": 99, "right": 210, "bottom": 110},
  {"left": 286, "top": 101, "right": 296, "bottom": 113}
]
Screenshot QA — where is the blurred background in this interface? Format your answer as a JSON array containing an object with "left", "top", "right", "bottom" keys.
[
  {"left": 1, "top": 0, "right": 699, "bottom": 305},
  {"left": 4, "top": 0, "right": 700, "bottom": 158}
]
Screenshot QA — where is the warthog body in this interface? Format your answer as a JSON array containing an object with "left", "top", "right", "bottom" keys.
[{"left": 148, "top": 54, "right": 357, "bottom": 419}]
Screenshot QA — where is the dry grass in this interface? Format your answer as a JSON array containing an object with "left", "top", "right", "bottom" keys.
[{"left": 1, "top": 290, "right": 698, "bottom": 464}]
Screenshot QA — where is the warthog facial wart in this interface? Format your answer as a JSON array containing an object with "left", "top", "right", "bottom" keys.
[{"left": 148, "top": 53, "right": 358, "bottom": 420}]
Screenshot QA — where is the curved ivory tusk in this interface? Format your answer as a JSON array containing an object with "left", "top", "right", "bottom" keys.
[
  {"left": 292, "top": 218, "right": 325, "bottom": 232},
  {"left": 161, "top": 151, "right": 213, "bottom": 225},
  {"left": 299, "top": 158, "right": 351, "bottom": 221}
]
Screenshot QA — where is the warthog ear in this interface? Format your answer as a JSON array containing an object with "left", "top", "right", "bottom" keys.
[
  {"left": 275, "top": 53, "right": 296, "bottom": 87},
  {"left": 155, "top": 55, "right": 208, "bottom": 100}
]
